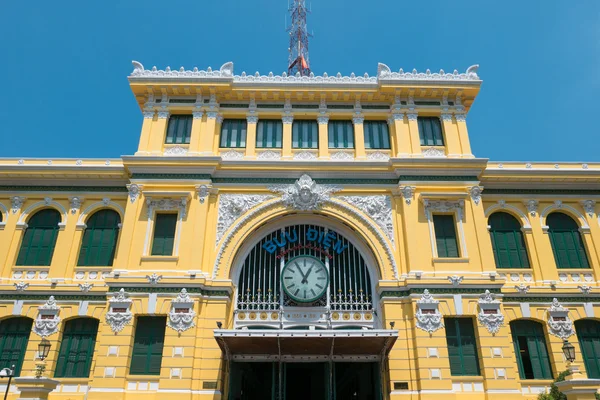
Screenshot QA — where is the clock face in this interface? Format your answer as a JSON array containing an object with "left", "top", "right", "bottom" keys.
[{"left": 281, "top": 256, "right": 329, "bottom": 303}]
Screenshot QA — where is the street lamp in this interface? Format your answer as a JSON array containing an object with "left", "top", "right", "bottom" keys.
[
  {"left": 0, "top": 365, "right": 14, "bottom": 400},
  {"left": 562, "top": 340, "right": 576, "bottom": 364},
  {"left": 35, "top": 339, "right": 52, "bottom": 378}
]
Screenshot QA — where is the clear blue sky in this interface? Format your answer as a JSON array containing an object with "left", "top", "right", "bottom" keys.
[{"left": 1, "top": 1, "right": 598, "bottom": 162}]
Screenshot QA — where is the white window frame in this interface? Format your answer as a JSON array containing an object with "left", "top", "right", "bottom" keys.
[
  {"left": 143, "top": 195, "right": 189, "bottom": 257},
  {"left": 422, "top": 198, "right": 468, "bottom": 259}
]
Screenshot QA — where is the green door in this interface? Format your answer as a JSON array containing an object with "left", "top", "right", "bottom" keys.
[
  {"left": 0, "top": 317, "right": 33, "bottom": 376},
  {"left": 511, "top": 320, "right": 553, "bottom": 379},
  {"left": 575, "top": 320, "right": 600, "bottom": 379},
  {"left": 55, "top": 318, "right": 99, "bottom": 378}
]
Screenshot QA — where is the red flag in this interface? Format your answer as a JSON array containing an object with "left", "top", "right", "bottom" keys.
[{"left": 301, "top": 55, "right": 308, "bottom": 69}]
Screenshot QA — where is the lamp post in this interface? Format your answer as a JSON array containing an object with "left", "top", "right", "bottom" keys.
[
  {"left": 0, "top": 365, "right": 15, "bottom": 400},
  {"left": 35, "top": 339, "right": 52, "bottom": 379},
  {"left": 562, "top": 340, "right": 576, "bottom": 365}
]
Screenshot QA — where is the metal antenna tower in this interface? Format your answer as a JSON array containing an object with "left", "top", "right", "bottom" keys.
[{"left": 287, "top": 0, "right": 311, "bottom": 76}]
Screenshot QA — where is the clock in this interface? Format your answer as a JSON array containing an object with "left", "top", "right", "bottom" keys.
[{"left": 281, "top": 255, "right": 329, "bottom": 303}]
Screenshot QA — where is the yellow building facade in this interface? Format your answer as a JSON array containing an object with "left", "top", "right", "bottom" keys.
[{"left": 0, "top": 61, "right": 599, "bottom": 400}]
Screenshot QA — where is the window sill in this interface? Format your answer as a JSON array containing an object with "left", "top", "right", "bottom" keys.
[
  {"left": 451, "top": 376, "right": 484, "bottom": 382},
  {"left": 518, "top": 379, "right": 553, "bottom": 385},
  {"left": 432, "top": 257, "right": 469, "bottom": 263},
  {"left": 141, "top": 256, "right": 179, "bottom": 262},
  {"left": 126, "top": 374, "right": 160, "bottom": 379}
]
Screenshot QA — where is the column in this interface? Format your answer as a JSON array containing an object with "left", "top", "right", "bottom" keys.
[
  {"left": 201, "top": 112, "right": 218, "bottom": 155},
  {"left": 406, "top": 113, "right": 422, "bottom": 155},
  {"left": 245, "top": 115, "right": 258, "bottom": 158},
  {"left": 391, "top": 113, "right": 410, "bottom": 157},
  {"left": 440, "top": 113, "right": 461, "bottom": 157},
  {"left": 188, "top": 111, "right": 204, "bottom": 154},
  {"left": 282, "top": 115, "right": 293, "bottom": 158},
  {"left": 353, "top": 115, "right": 366, "bottom": 159},
  {"left": 455, "top": 113, "right": 473, "bottom": 157},
  {"left": 136, "top": 111, "right": 155, "bottom": 155},
  {"left": 317, "top": 115, "right": 329, "bottom": 159},
  {"left": 148, "top": 109, "right": 169, "bottom": 155}
]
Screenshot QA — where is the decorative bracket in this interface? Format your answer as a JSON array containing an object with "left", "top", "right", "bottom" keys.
[
  {"left": 415, "top": 290, "right": 444, "bottom": 334},
  {"left": 105, "top": 289, "right": 133, "bottom": 333},
  {"left": 547, "top": 298, "right": 575, "bottom": 340},
  {"left": 33, "top": 296, "right": 61, "bottom": 338},
  {"left": 477, "top": 290, "right": 504, "bottom": 335},
  {"left": 167, "top": 288, "right": 197, "bottom": 333}
]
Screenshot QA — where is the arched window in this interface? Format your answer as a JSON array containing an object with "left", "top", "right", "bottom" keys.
[
  {"left": 489, "top": 212, "right": 530, "bottom": 269},
  {"left": 575, "top": 319, "right": 600, "bottom": 379},
  {"left": 55, "top": 318, "right": 99, "bottom": 378},
  {"left": 547, "top": 213, "right": 590, "bottom": 269},
  {"left": 77, "top": 210, "right": 121, "bottom": 266},
  {"left": 0, "top": 317, "right": 33, "bottom": 376},
  {"left": 510, "top": 320, "right": 553, "bottom": 380},
  {"left": 16, "top": 209, "right": 61, "bottom": 266}
]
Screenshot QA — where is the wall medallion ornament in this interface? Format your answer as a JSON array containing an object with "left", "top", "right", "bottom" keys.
[
  {"left": 400, "top": 186, "right": 415, "bottom": 205},
  {"left": 105, "top": 289, "right": 133, "bottom": 333},
  {"left": 146, "top": 273, "right": 162, "bottom": 285},
  {"left": 216, "top": 194, "right": 275, "bottom": 244},
  {"left": 167, "top": 289, "right": 196, "bottom": 333},
  {"left": 477, "top": 290, "right": 504, "bottom": 335},
  {"left": 578, "top": 285, "right": 592, "bottom": 295},
  {"left": 269, "top": 174, "right": 342, "bottom": 212},
  {"left": 69, "top": 197, "right": 83, "bottom": 214},
  {"left": 447, "top": 275, "right": 464, "bottom": 286},
  {"left": 468, "top": 186, "right": 483, "bottom": 206},
  {"left": 33, "top": 296, "right": 61, "bottom": 338},
  {"left": 515, "top": 284, "right": 530, "bottom": 294},
  {"left": 197, "top": 185, "right": 209, "bottom": 204},
  {"left": 547, "top": 298, "right": 575, "bottom": 340},
  {"left": 127, "top": 184, "right": 142, "bottom": 203},
  {"left": 581, "top": 200, "right": 596, "bottom": 217},
  {"left": 14, "top": 282, "right": 29, "bottom": 292},
  {"left": 415, "top": 290, "right": 444, "bottom": 334},
  {"left": 79, "top": 283, "right": 93, "bottom": 292},
  {"left": 337, "top": 196, "right": 394, "bottom": 245},
  {"left": 525, "top": 200, "right": 539, "bottom": 216},
  {"left": 11, "top": 196, "right": 25, "bottom": 213}
]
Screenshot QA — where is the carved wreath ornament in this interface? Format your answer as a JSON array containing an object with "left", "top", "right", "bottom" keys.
[
  {"left": 105, "top": 289, "right": 133, "bottom": 333},
  {"left": 477, "top": 290, "right": 504, "bottom": 335},
  {"left": 269, "top": 174, "right": 342, "bottom": 211},
  {"left": 415, "top": 290, "right": 444, "bottom": 334},
  {"left": 33, "top": 296, "right": 61, "bottom": 338},
  {"left": 167, "top": 289, "right": 196, "bottom": 333}
]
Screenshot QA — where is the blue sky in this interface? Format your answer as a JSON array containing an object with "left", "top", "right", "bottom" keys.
[{"left": 1, "top": 1, "right": 598, "bottom": 162}]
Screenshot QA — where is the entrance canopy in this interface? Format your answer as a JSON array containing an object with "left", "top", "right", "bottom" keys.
[{"left": 215, "top": 329, "right": 397, "bottom": 361}]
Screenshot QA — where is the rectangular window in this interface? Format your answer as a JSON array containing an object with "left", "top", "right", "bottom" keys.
[
  {"left": 256, "top": 120, "right": 283, "bottom": 148},
  {"left": 364, "top": 121, "right": 390, "bottom": 149},
  {"left": 165, "top": 115, "right": 192, "bottom": 144},
  {"left": 418, "top": 117, "right": 444, "bottom": 146},
  {"left": 433, "top": 215, "right": 459, "bottom": 258},
  {"left": 151, "top": 214, "right": 177, "bottom": 256},
  {"left": 130, "top": 317, "right": 166, "bottom": 375},
  {"left": 292, "top": 120, "right": 318, "bottom": 148},
  {"left": 328, "top": 120, "right": 354, "bottom": 149},
  {"left": 220, "top": 119, "right": 247, "bottom": 148},
  {"left": 444, "top": 318, "right": 481, "bottom": 376}
]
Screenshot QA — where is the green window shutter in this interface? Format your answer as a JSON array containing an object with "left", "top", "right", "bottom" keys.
[
  {"left": 151, "top": 214, "right": 177, "bottom": 256},
  {"left": 444, "top": 318, "right": 481, "bottom": 376},
  {"left": 130, "top": 317, "right": 166, "bottom": 375},
  {"left": 489, "top": 213, "right": 530, "bottom": 269},
  {"left": 292, "top": 121, "right": 318, "bottom": 148},
  {"left": 220, "top": 119, "right": 248, "bottom": 148},
  {"left": 433, "top": 215, "right": 459, "bottom": 258},
  {"left": 328, "top": 121, "right": 354, "bottom": 149},
  {"left": 256, "top": 120, "right": 283, "bottom": 148},
  {"left": 55, "top": 318, "right": 99, "bottom": 378},
  {"left": 77, "top": 210, "right": 121, "bottom": 266},
  {"left": 510, "top": 320, "right": 553, "bottom": 380},
  {"left": 0, "top": 317, "right": 33, "bottom": 376},
  {"left": 16, "top": 209, "right": 61, "bottom": 266},
  {"left": 363, "top": 121, "right": 390, "bottom": 149},
  {"left": 418, "top": 117, "right": 444, "bottom": 146},
  {"left": 547, "top": 213, "right": 590, "bottom": 269},
  {"left": 575, "top": 320, "right": 600, "bottom": 379},
  {"left": 165, "top": 115, "right": 193, "bottom": 144}
]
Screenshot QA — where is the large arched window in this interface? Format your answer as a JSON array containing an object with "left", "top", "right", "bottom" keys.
[
  {"left": 510, "top": 320, "right": 553, "bottom": 380},
  {"left": 0, "top": 317, "right": 33, "bottom": 376},
  {"left": 488, "top": 212, "right": 530, "bottom": 269},
  {"left": 55, "top": 318, "right": 99, "bottom": 378},
  {"left": 16, "top": 209, "right": 61, "bottom": 266},
  {"left": 575, "top": 319, "right": 600, "bottom": 379},
  {"left": 547, "top": 213, "right": 590, "bottom": 269},
  {"left": 77, "top": 209, "right": 121, "bottom": 266}
]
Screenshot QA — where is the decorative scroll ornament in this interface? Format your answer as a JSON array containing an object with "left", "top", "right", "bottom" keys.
[
  {"left": 127, "top": 184, "right": 141, "bottom": 203},
  {"left": 400, "top": 186, "right": 415, "bottom": 205},
  {"left": 269, "top": 174, "right": 342, "bottom": 212},
  {"left": 164, "top": 145, "right": 189, "bottom": 156},
  {"left": 422, "top": 147, "right": 445, "bottom": 157},
  {"left": 167, "top": 289, "right": 196, "bottom": 333},
  {"left": 547, "top": 298, "right": 575, "bottom": 339},
  {"left": 515, "top": 284, "right": 530, "bottom": 294},
  {"left": 33, "top": 296, "right": 61, "bottom": 338},
  {"left": 415, "top": 290, "right": 444, "bottom": 333},
  {"left": 525, "top": 200, "right": 539, "bottom": 216},
  {"left": 216, "top": 194, "right": 275, "bottom": 244},
  {"left": 11, "top": 196, "right": 25, "bottom": 213},
  {"left": 337, "top": 196, "right": 394, "bottom": 244},
  {"left": 424, "top": 199, "right": 465, "bottom": 214},
  {"left": 469, "top": 186, "right": 483, "bottom": 206},
  {"left": 221, "top": 150, "right": 244, "bottom": 160},
  {"left": 581, "top": 200, "right": 596, "bottom": 217},
  {"left": 105, "top": 289, "right": 133, "bottom": 333},
  {"left": 447, "top": 275, "right": 464, "bottom": 286},
  {"left": 146, "top": 197, "right": 188, "bottom": 218},
  {"left": 477, "top": 290, "right": 504, "bottom": 335},
  {"left": 146, "top": 273, "right": 162, "bottom": 285},
  {"left": 79, "top": 283, "right": 93, "bottom": 292},
  {"left": 69, "top": 197, "right": 83, "bottom": 214},
  {"left": 578, "top": 285, "right": 592, "bottom": 295},
  {"left": 14, "top": 282, "right": 29, "bottom": 292}
]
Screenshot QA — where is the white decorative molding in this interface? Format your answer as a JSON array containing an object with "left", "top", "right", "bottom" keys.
[
  {"left": 423, "top": 199, "right": 467, "bottom": 258},
  {"left": 269, "top": 174, "right": 342, "bottom": 212},
  {"left": 127, "top": 184, "right": 142, "bottom": 203},
  {"left": 484, "top": 201, "right": 532, "bottom": 230},
  {"left": 399, "top": 186, "right": 415, "bottom": 205},
  {"left": 69, "top": 197, "right": 83, "bottom": 214},
  {"left": 257, "top": 150, "right": 281, "bottom": 160},
  {"left": 547, "top": 298, "right": 575, "bottom": 339},
  {"left": 79, "top": 283, "right": 93, "bottom": 293},
  {"left": 164, "top": 145, "right": 189, "bottom": 156},
  {"left": 14, "top": 282, "right": 29, "bottom": 292},
  {"left": 33, "top": 296, "right": 61, "bottom": 338},
  {"left": 366, "top": 151, "right": 390, "bottom": 161},
  {"left": 582, "top": 163, "right": 589, "bottom": 169},
  {"left": 221, "top": 150, "right": 245, "bottom": 160},
  {"left": 454, "top": 113, "right": 466, "bottom": 122},
  {"left": 447, "top": 275, "right": 464, "bottom": 286},
  {"left": 11, "top": 196, "right": 26, "bottom": 214},
  {"left": 441, "top": 113, "right": 453, "bottom": 122},
  {"left": 525, "top": 163, "right": 532, "bottom": 169},
  {"left": 246, "top": 114, "right": 259, "bottom": 124},
  {"left": 216, "top": 194, "right": 275, "bottom": 245},
  {"left": 293, "top": 151, "right": 317, "bottom": 161},
  {"left": 146, "top": 273, "right": 162, "bottom": 285},
  {"left": 77, "top": 199, "right": 125, "bottom": 229},
  {"left": 581, "top": 200, "right": 596, "bottom": 217},
  {"left": 192, "top": 110, "right": 204, "bottom": 119},
  {"left": 352, "top": 115, "right": 364, "bottom": 125},
  {"left": 317, "top": 115, "right": 329, "bottom": 125},
  {"left": 282, "top": 115, "right": 294, "bottom": 125},
  {"left": 525, "top": 200, "right": 539, "bottom": 217},
  {"left": 330, "top": 151, "right": 354, "bottom": 161},
  {"left": 477, "top": 290, "right": 504, "bottom": 335},
  {"left": 0, "top": 202, "right": 8, "bottom": 229},
  {"left": 131, "top": 61, "right": 235, "bottom": 79},
  {"left": 17, "top": 159, "right": 24, "bottom": 165},
  {"left": 421, "top": 147, "right": 445, "bottom": 158},
  {"left": 196, "top": 185, "right": 209, "bottom": 204},
  {"left": 105, "top": 289, "right": 133, "bottom": 333},
  {"left": 578, "top": 285, "right": 592, "bottom": 295},
  {"left": 337, "top": 196, "right": 394, "bottom": 245},
  {"left": 406, "top": 113, "right": 418, "bottom": 121},
  {"left": 540, "top": 202, "right": 590, "bottom": 231},
  {"left": 415, "top": 290, "right": 444, "bottom": 334},
  {"left": 17, "top": 199, "right": 67, "bottom": 229},
  {"left": 469, "top": 186, "right": 483, "bottom": 206},
  {"left": 377, "top": 63, "right": 480, "bottom": 81},
  {"left": 146, "top": 197, "right": 188, "bottom": 219},
  {"left": 167, "top": 289, "right": 196, "bottom": 333},
  {"left": 514, "top": 284, "right": 530, "bottom": 294}
]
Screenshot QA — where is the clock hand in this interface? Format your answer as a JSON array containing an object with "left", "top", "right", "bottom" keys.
[
  {"left": 302, "top": 266, "right": 314, "bottom": 284},
  {"left": 296, "top": 262, "right": 309, "bottom": 283}
]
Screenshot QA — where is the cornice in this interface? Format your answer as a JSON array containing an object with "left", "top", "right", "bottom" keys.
[{"left": 0, "top": 186, "right": 128, "bottom": 193}]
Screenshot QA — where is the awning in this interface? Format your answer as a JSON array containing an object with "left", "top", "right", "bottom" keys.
[{"left": 214, "top": 329, "right": 397, "bottom": 361}]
